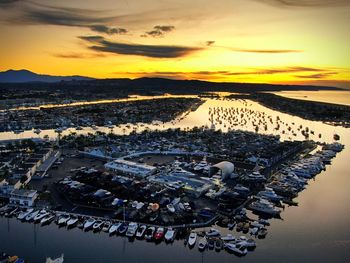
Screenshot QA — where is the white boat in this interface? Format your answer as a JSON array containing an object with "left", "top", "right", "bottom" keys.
[
  {"left": 166, "top": 204, "right": 175, "bottom": 213},
  {"left": 224, "top": 243, "right": 248, "bottom": 255},
  {"left": 57, "top": 214, "right": 70, "bottom": 226},
  {"left": 237, "top": 236, "right": 256, "bottom": 248},
  {"left": 126, "top": 222, "right": 138, "bottom": 237},
  {"left": 66, "top": 216, "right": 79, "bottom": 228},
  {"left": 249, "top": 198, "right": 281, "bottom": 216},
  {"left": 92, "top": 220, "right": 104, "bottom": 231},
  {"left": 34, "top": 210, "right": 50, "bottom": 222},
  {"left": 136, "top": 224, "right": 147, "bottom": 238},
  {"left": 164, "top": 228, "right": 176, "bottom": 242},
  {"left": 221, "top": 234, "right": 236, "bottom": 242},
  {"left": 102, "top": 221, "right": 112, "bottom": 232},
  {"left": 198, "top": 237, "right": 208, "bottom": 250},
  {"left": 205, "top": 228, "right": 221, "bottom": 237},
  {"left": 83, "top": 218, "right": 96, "bottom": 230},
  {"left": 188, "top": 231, "right": 197, "bottom": 247},
  {"left": 45, "top": 254, "right": 64, "bottom": 263},
  {"left": 25, "top": 210, "right": 39, "bottom": 221},
  {"left": 246, "top": 171, "right": 266, "bottom": 182},
  {"left": 250, "top": 227, "right": 259, "bottom": 236},
  {"left": 109, "top": 222, "right": 122, "bottom": 235},
  {"left": 257, "top": 188, "right": 282, "bottom": 202},
  {"left": 41, "top": 214, "right": 55, "bottom": 225},
  {"left": 17, "top": 208, "right": 34, "bottom": 220}
]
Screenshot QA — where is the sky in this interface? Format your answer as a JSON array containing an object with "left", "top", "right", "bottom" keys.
[{"left": 0, "top": 0, "right": 349, "bottom": 88}]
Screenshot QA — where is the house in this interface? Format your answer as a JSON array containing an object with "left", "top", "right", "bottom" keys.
[{"left": 9, "top": 189, "right": 38, "bottom": 207}]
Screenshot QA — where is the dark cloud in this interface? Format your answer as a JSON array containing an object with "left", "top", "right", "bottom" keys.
[
  {"left": 1, "top": 1, "right": 128, "bottom": 35},
  {"left": 143, "top": 25, "right": 175, "bottom": 38},
  {"left": 294, "top": 72, "right": 337, "bottom": 79},
  {"left": 253, "top": 0, "right": 350, "bottom": 7},
  {"left": 89, "top": 25, "right": 128, "bottom": 35},
  {"left": 52, "top": 52, "right": 105, "bottom": 59},
  {"left": 123, "top": 67, "right": 334, "bottom": 76},
  {"left": 79, "top": 35, "right": 201, "bottom": 58}
]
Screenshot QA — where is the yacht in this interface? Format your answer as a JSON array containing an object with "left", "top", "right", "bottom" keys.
[
  {"left": 34, "top": 210, "right": 50, "bottom": 223},
  {"left": 41, "top": 214, "right": 55, "bottom": 225},
  {"left": 164, "top": 228, "right": 176, "bottom": 242},
  {"left": 117, "top": 222, "right": 128, "bottom": 235},
  {"left": 108, "top": 222, "right": 122, "bottom": 235},
  {"left": 249, "top": 199, "right": 280, "bottom": 216},
  {"left": 224, "top": 243, "right": 248, "bottom": 255},
  {"left": 66, "top": 216, "right": 79, "bottom": 228},
  {"left": 25, "top": 210, "right": 39, "bottom": 221},
  {"left": 126, "top": 222, "right": 138, "bottom": 237},
  {"left": 83, "top": 218, "right": 96, "bottom": 231},
  {"left": 221, "top": 234, "right": 236, "bottom": 242},
  {"left": 233, "top": 184, "right": 250, "bottom": 195},
  {"left": 92, "top": 220, "right": 104, "bottom": 232},
  {"left": 206, "top": 228, "right": 221, "bottom": 237},
  {"left": 102, "top": 221, "right": 112, "bottom": 232},
  {"left": 188, "top": 231, "right": 197, "bottom": 247},
  {"left": 154, "top": 227, "right": 165, "bottom": 241},
  {"left": 245, "top": 171, "right": 266, "bottom": 183},
  {"left": 17, "top": 208, "right": 34, "bottom": 221},
  {"left": 198, "top": 237, "right": 208, "bottom": 250},
  {"left": 257, "top": 188, "right": 282, "bottom": 202},
  {"left": 145, "top": 226, "right": 156, "bottom": 240},
  {"left": 135, "top": 224, "right": 147, "bottom": 239},
  {"left": 57, "top": 214, "right": 70, "bottom": 226}
]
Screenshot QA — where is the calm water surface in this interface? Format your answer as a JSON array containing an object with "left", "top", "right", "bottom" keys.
[
  {"left": 1, "top": 95, "right": 350, "bottom": 262},
  {"left": 272, "top": 90, "right": 350, "bottom": 106}
]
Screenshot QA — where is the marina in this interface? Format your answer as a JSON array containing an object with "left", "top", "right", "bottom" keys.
[{"left": 0, "top": 93, "right": 349, "bottom": 262}]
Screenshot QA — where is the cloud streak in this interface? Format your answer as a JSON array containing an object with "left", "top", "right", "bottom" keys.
[
  {"left": 253, "top": 0, "right": 350, "bottom": 7},
  {"left": 79, "top": 35, "right": 201, "bottom": 58},
  {"left": 0, "top": 1, "right": 128, "bottom": 35}
]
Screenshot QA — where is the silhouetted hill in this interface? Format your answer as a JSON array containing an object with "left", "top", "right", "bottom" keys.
[{"left": 0, "top": 69, "right": 93, "bottom": 83}]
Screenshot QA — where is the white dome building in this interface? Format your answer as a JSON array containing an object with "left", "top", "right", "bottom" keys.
[{"left": 209, "top": 161, "right": 235, "bottom": 180}]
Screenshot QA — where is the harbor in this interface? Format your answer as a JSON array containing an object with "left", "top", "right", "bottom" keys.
[{"left": 0, "top": 93, "right": 349, "bottom": 262}]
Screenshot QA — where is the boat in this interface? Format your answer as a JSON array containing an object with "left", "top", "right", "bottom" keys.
[
  {"left": 224, "top": 243, "right": 248, "bottom": 256},
  {"left": 17, "top": 208, "right": 34, "bottom": 221},
  {"left": 257, "top": 228, "right": 268, "bottom": 238},
  {"left": 154, "top": 227, "right": 165, "bottom": 241},
  {"left": 248, "top": 199, "right": 281, "bottom": 216},
  {"left": 25, "top": 210, "right": 39, "bottom": 221},
  {"left": 188, "top": 231, "right": 197, "bottom": 247},
  {"left": 66, "top": 216, "right": 79, "bottom": 228},
  {"left": 126, "top": 222, "right": 138, "bottom": 237},
  {"left": 208, "top": 238, "right": 215, "bottom": 250},
  {"left": 108, "top": 222, "right": 122, "bottom": 235},
  {"left": 221, "top": 234, "right": 236, "bottom": 242},
  {"left": 145, "top": 226, "right": 156, "bottom": 240},
  {"left": 257, "top": 188, "right": 283, "bottom": 202},
  {"left": 45, "top": 254, "right": 64, "bottom": 263},
  {"left": 34, "top": 210, "right": 50, "bottom": 223},
  {"left": 215, "top": 238, "right": 223, "bottom": 251},
  {"left": 164, "top": 228, "right": 176, "bottom": 242},
  {"left": 102, "top": 221, "right": 112, "bottom": 232},
  {"left": 117, "top": 222, "right": 128, "bottom": 235},
  {"left": 237, "top": 236, "right": 256, "bottom": 249},
  {"left": 198, "top": 237, "right": 208, "bottom": 250},
  {"left": 258, "top": 218, "right": 270, "bottom": 226},
  {"left": 83, "top": 218, "right": 96, "bottom": 231},
  {"left": 41, "top": 214, "right": 55, "bottom": 225},
  {"left": 92, "top": 220, "right": 104, "bottom": 231},
  {"left": 245, "top": 171, "right": 266, "bottom": 183},
  {"left": 57, "top": 214, "right": 70, "bottom": 226},
  {"left": 135, "top": 224, "right": 147, "bottom": 239},
  {"left": 5, "top": 207, "right": 18, "bottom": 217},
  {"left": 166, "top": 204, "right": 175, "bottom": 213},
  {"left": 206, "top": 228, "right": 221, "bottom": 237},
  {"left": 250, "top": 227, "right": 259, "bottom": 236}
]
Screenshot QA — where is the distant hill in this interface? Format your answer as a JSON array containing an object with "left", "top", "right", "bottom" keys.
[{"left": 0, "top": 69, "right": 93, "bottom": 83}]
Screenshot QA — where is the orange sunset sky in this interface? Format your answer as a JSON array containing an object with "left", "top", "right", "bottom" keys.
[{"left": 0, "top": 0, "right": 349, "bottom": 88}]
